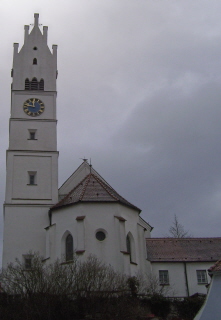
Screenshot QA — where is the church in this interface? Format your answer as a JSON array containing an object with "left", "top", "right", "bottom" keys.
[
  {"left": 3, "top": 14, "right": 221, "bottom": 298},
  {"left": 2, "top": 13, "right": 151, "bottom": 277}
]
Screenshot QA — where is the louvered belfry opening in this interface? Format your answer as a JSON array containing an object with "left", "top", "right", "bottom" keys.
[
  {"left": 39, "top": 79, "right": 44, "bottom": 90},
  {"left": 25, "top": 78, "right": 30, "bottom": 90},
  {"left": 25, "top": 78, "right": 44, "bottom": 90},
  {"left": 31, "top": 77, "right": 38, "bottom": 90}
]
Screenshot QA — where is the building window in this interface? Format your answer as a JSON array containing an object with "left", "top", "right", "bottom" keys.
[
  {"left": 23, "top": 255, "right": 33, "bottom": 269},
  {"left": 159, "top": 270, "right": 169, "bottom": 285},
  {"left": 96, "top": 231, "right": 106, "bottom": 241},
  {"left": 28, "top": 130, "right": 37, "bottom": 140},
  {"left": 28, "top": 172, "right": 37, "bottom": 185},
  {"left": 30, "top": 132, "right": 35, "bottom": 140},
  {"left": 66, "top": 234, "right": 73, "bottom": 261},
  {"left": 197, "top": 270, "right": 207, "bottom": 284},
  {"left": 33, "top": 58, "right": 37, "bottom": 65},
  {"left": 126, "top": 234, "right": 131, "bottom": 261},
  {"left": 33, "top": 47, "right": 37, "bottom": 50}
]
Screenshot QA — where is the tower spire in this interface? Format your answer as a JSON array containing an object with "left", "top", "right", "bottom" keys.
[{"left": 34, "top": 13, "right": 39, "bottom": 27}]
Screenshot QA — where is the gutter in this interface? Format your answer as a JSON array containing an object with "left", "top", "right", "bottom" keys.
[{"left": 184, "top": 262, "right": 190, "bottom": 297}]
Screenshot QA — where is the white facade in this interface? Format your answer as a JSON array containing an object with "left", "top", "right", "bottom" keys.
[
  {"left": 2, "top": 14, "right": 151, "bottom": 277},
  {"left": 2, "top": 14, "right": 58, "bottom": 268},
  {"left": 150, "top": 261, "right": 211, "bottom": 297}
]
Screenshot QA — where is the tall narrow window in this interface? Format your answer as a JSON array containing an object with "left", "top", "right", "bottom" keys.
[
  {"left": 126, "top": 235, "right": 131, "bottom": 261},
  {"left": 29, "top": 174, "right": 35, "bottom": 185},
  {"left": 66, "top": 234, "right": 73, "bottom": 261},
  {"left": 28, "top": 171, "right": 37, "bottom": 185},
  {"left": 33, "top": 58, "right": 37, "bottom": 65}
]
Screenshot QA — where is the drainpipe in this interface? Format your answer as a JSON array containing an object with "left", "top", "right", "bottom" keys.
[{"left": 184, "top": 262, "right": 190, "bottom": 297}]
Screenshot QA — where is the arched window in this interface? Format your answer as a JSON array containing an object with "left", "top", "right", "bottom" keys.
[
  {"left": 66, "top": 234, "right": 73, "bottom": 261},
  {"left": 126, "top": 235, "right": 131, "bottom": 261},
  {"left": 39, "top": 79, "right": 44, "bottom": 90},
  {"left": 126, "top": 233, "right": 136, "bottom": 263},
  {"left": 25, "top": 78, "right": 30, "bottom": 90},
  {"left": 33, "top": 58, "right": 37, "bottom": 65},
  {"left": 31, "top": 78, "right": 38, "bottom": 90}
]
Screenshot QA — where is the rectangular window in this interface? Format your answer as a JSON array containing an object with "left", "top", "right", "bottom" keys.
[
  {"left": 197, "top": 270, "right": 207, "bottom": 284},
  {"left": 159, "top": 270, "right": 169, "bottom": 285},
  {"left": 30, "top": 132, "right": 35, "bottom": 140},
  {"left": 23, "top": 255, "right": 33, "bottom": 269},
  {"left": 28, "top": 129, "right": 37, "bottom": 140},
  {"left": 28, "top": 171, "right": 37, "bottom": 185}
]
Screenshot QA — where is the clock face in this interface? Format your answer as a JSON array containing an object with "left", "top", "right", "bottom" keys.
[{"left": 23, "top": 98, "right": 45, "bottom": 117}]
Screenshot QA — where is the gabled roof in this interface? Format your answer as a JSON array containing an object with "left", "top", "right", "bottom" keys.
[
  {"left": 146, "top": 238, "right": 221, "bottom": 262},
  {"left": 52, "top": 172, "right": 141, "bottom": 212}
]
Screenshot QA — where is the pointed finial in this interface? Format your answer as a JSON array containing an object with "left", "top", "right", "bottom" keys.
[{"left": 34, "top": 13, "right": 39, "bottom": 27}]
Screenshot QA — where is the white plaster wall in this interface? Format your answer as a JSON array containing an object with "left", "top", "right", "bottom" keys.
[
  {"left": 50, "top": 202, "right": 149, "bottom": 275},
  {"left": 151, "top": 262, "right": 212, "bottom": 297},
  {"left": 151, "top": 262, "right": 187, "bottom": 297},
  {"left": 11, "top": 92, "right": 57, "bottom": 120},
  {"left": 5, "top": 151, "right": 58, "bottom": 204},
  {"left": 2, "top": 205, "right": 50, "bottom": 268},
  {"left": 9, "top": 120, "right": 57, "bottom": 151},
  {"left": 186, "top": 262, "right": 211, "bottom": 296}
]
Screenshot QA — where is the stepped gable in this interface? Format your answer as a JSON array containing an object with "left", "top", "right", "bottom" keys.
[
  {"left": 146, "top": 238, "right": 221, "bottom": 262},
  {"left": 52, "top": 173, "right": 141, "bottom": 212}
]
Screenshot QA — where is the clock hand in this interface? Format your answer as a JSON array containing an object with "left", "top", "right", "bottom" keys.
[{"left": 32, "top": 98, "right": 36, "bottom": 108}]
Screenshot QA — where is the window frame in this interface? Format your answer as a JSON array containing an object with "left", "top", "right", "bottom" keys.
[
  {"left": 23, "top": 254, "right": 33, "bottom": 270},
  {"left": 28, "top": 129, "right": 37, "bottom": 140},
  {"left": 196, "top": 270, "right": 208, "bottom": 284},
  {"left": 28, "top": 171, "right": 37, "bottom": 185},
  {"left": 65, "top": 234, "right": 74, "bottom": 262},
  {"left": 159, "top": 270, "right": 169, "bottom": 285}
]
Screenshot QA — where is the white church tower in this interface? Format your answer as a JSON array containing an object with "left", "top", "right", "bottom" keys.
[{"left": 2, "top": 14, "right": 58, "bottom": 267}]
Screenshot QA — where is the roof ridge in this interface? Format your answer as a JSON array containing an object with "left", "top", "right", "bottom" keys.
[
  {"left": 52, "top": 174, "right": 89, "bottom": 209},
  {"left": 79, "top": 174, "right": 91, "bottom": 201},
  {"left": 91, "top": 173, "right": 140, "bottom": 210},
  {"left": 147, "top": 237, "right": 221, "bottom": 241},
  {"left": 91, "top": 173, "right": 119, "bottom": 201},
  {"left": 58, "top": 161, "right": 86, "bottom": 191}
]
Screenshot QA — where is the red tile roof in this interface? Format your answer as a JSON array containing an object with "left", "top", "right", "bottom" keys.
[
  {"left": 208, "top": 259, "right": 221, "bottom": 274},
  {"left": 52, "top": 173, "right": 141, "bottom": 212},
  {"left": 146, "top": 238, "right": 221, "bottom": 262}
]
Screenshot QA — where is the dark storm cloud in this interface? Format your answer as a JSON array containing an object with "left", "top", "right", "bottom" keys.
[{"left": 110, "top": 81, "right": 221, "bottom": 236}]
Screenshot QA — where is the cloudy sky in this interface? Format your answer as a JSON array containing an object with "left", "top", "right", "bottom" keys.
[{"left": 1, "top": 0, "right": 221, "bottom": 262}]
